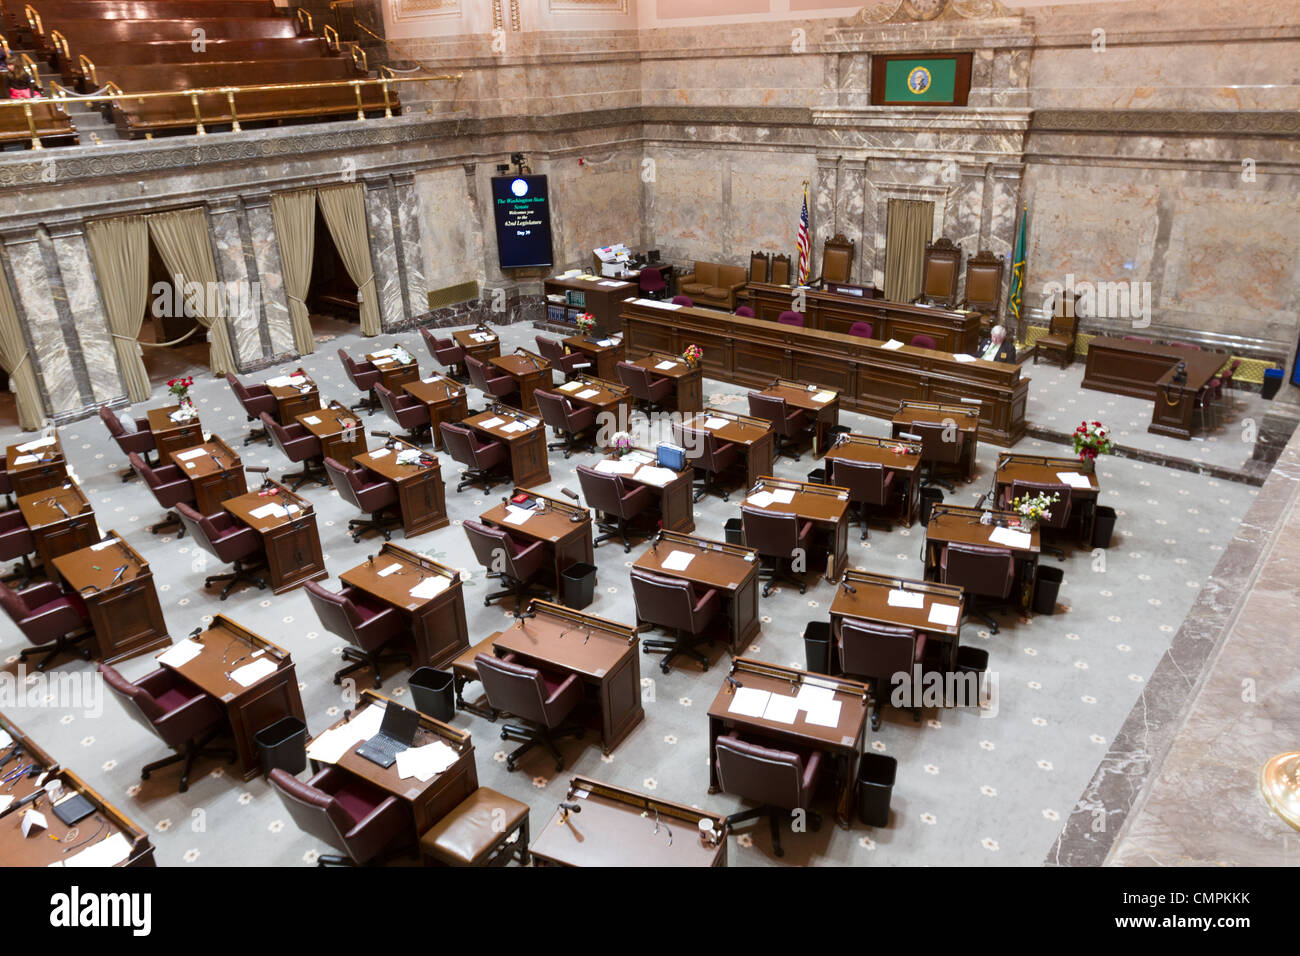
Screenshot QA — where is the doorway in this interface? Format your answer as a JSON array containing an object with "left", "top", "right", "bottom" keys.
[
  {"left": 305, "top": 203, "right": 359, "bottom": 341},
  {"left": 139, "top": 233, "right": 208, "bottom": 388}
]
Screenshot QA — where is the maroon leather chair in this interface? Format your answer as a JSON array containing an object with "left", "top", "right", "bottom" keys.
[
  {"left": 270, "top": 765, "right": 409, "bottom": 866},
  {"left": 338, "top": 348, "right": 382, "bottom": 415},
  {"left": 734, "top": 306, "right": 755, "bottom": 317},
  {"left": 462, "top": 519, "right": 552, "bottom": 616},
  {"left": 98, "top": 405, "right": 156, "bottom": 482},
  {"left": 304, "top": 579, "right": 410, "bottom": 688},
  {"left": 630, "top": 566, "right": 719, "bottom": 674},
  {"left": 0, "top": 457, "right": 13, "bottom": 509},
  {"left": 100, "top": 663, "right": 234, "bottom": 793},
  {"left": 777, "top": 310, "right": 804, "bottom": 327},
  {"left": 225, "top": 372, "right": 277, "bottom": 446},
  {"left": 474, "top": 653, "right": 584, "bottom": 772},
  {"left": 741, "top": 505, "right": 813, "bottom": 597},
  {"left": 175, "top": 502, "right": 267, "bottom": 600},
  {"left": 465, "top": 355, "right": 520, "bottom": 407},
  {"left": 831, "top": 458, "right": 895, "bottom": 540},
  {"left": 535, "top": 336, "right": 591, "bottom": 383},
  {"left": 128, "top": 451, "right": 197, "bottom": 537},
  {"left": 939, "top": 542, "right": 1016, "bottom": 633},
  {"left": 536, "top": 389, "right": 597, "bottom": 458},
  {"left": 671, "top": 295, "right": 693, "bottom": 307},
  {"left": 715, "top": 734, "right": 822, "bottom": 858},
  {"left": 747, "top": 392, "right": 807, "bottom": 462},
  {"left": 673, "top": 422, "right": 739, "bottom": 503},
  {"left": 616, "top": 361, "right": 672, "bottom": 414},
  {"left": 323, "top": 456, "right": 401, "bottom": 543},
  {"left": 1004, "top": 479, "right": 1071, "bottom": 561},
  {"left": 0, "top": 580, "right": 92, "bottom": 671},
  {"left": 439, "top": 422, "right": 508, "bottom": 493},
  {"left": 848, "top": 321, "right": 873, "bottom": 338},
  {"left": 638, "top": 266, "right": 668, "bottom": 299},
  {"left": 421, "top": 328, "right": 467, "bottom": 381},
  {"left": 0, "top": 510, "right": 36, "bottom": 586},
  {"left": 375, "top": 383, "right": 431, "bottom": 446},
  {"left": 260, "top": 412, "right": 327, "bottom": 490},
  {"left": 576, "top": 465, "right": 654, "bottom": 553},
  {"left": 909, "top": 334, "right": 937, "bottom": 350},
  {"left": 837, "top": 618, "right": 926, "bottom": 729},
  {"left": 910, "top": 419, "right": 965, "bottom": 493}
]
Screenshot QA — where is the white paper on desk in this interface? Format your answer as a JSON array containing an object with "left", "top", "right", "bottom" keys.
[
  {"left": 627, "top": 453, "right": 654, "bottom": 465},
  {"left": 22, "top": 809, "right": 46, "bottom": 837},
  {"left": 770, "top": 488, "right": 795, "bottom": 505},
  {"left": 0, "top": 730, "right": 10, "bottom": 750},
  {"left": 952, "top": 353, "right": 977, "bottom": 363},
  {"left": 597, "top": 339, "right": 615, "bottom": 347},
  {"left": 523, "top": 419, "right": 539, "bottom": 428},
  {"left": 286, "top": 504, "right": 301, "bottom": 515},
  {"left": 763, "top": 693, "right": 801, "bottom": 725},
  {"left": 887, "top": 588, "right": 926, "bottom": 609},
  {"left": 558, "top": 381, "right": 583, "bottom": 392},
  {"left": 746, "top": 491, "right": 775, "bottom": 508},
  {"left": 704, "top": 417, "right": 727, "bottom": 429},
  {"left": 12, "top": 454, "right": 37, "bottom": 465},
  {"left": 795, "top": 682, "right": 835, "bottom": 709},
  {"left": 378, "top": 562, "right": 402, "bottom": 577},
  {"left": 90, "top": 538, "right": 119, "bottom": 552},
  {"left": 503, "top": 506, "right": 533, "bottom": 525},
  {"left": 655, "top": 360, "right": 678, "bottom": 371},
  {"left": 502, "top": 421, "right": 528, "bottom": 434},
  {"left": 575, "top": 389, "right": 600, "bottom": 400},
  {"left": 306, "top": 705, "right": 385, "bottom": 764},
  {"left": 17, "top": 437, "right": 55, "bottom": 452},
  {"left": 728, "top": 687, "right": 772, "bottom": 719},
  {"left": 301, "top": 415, "right": 322, "bottom": 425},
  {"left": 661, "top": 550, "right": 695, "bottom": 572},
  {"left": 396, "top": 450, "right": 421, "bottom": 466},
  {"left": 409, "top": 576, "right": 448, "bottom": 600},
  {"left": 372, "top": 357, "right": 394, "bottom": 365},
  {"left": 52, "top": 831, "right": 131, "bottom": 868},
  {"left": 812, "top": 390, "right": 836, "bottom": 403},
  {"left": 250, "top": 503, "right": 287, "bottom": 520},
  {"left": 230, "top": 657, "right": 276, "bottom": 687},
  {"left": 597, "top": 280, "right": 628, "bottom": 288},
  {"left": 479, "top": 417, "right": 505, "bottom": 429},
  {"left": 395, "top": 740, "right": 459, "bottom": 782},
  {"left": 633, "top": 466, "right": 676, "bottom": 487},
  {"left": 804, "top": 699, "right": 843, "bottom": 728},
  {"left": 1056, "top": 471, "right": 1092, "bottom": 489},
  {"left": 594, "top": 459, "right": 623, "bottom": 475},
  {"left": 368, "top": 447, "right": 391, "bottom": 459},
  {"left": 266, "top": 376, "right": 292, "bottom": 388},
  {"left": 176, "top": 448, "right": 207, "bottom": 461},
  {"left": 928, "top": 603, "right": 960, "bottom": 627},
  {"left": 0, "top": 795, "right": 11, "bottom": 813},
  {"left": 882, "top": 339, "right": 904, "bottom": 350},
  {"left": 989, "top": 526, "right": 1032, "bottom": 549},
  {"left": 157, "top": 638, "right": 203, "bottom": 668}
]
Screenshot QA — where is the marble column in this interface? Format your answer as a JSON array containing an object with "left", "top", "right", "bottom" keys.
[
  {"left": 362, "top": 176, "right": 404, "bottom": 332},
  {"left": 49, "top": 222, "right": 122, "bottom": 405},
  {"left": 244, "top": 193, "right": 295, "bottom": 359},
  {"left": 3, "top": 229, "right": 80, "bottom": 418},
  {"left": 208, "top": 199, "right": 263, "bottom": 369},
  {"left": 393, "top": 173, "right": 426, "bottom": 320}
]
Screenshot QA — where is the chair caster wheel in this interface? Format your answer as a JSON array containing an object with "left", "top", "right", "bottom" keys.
[
  {"left": 505, "top": 759, "right": 517, "bottom": 772},
  {"left": 484, "top": 597, "right": 492, "bottom": 607},
  {"left": 554, "top": 759, "right": 563, "bottom": 772},
  {"left": 642, "top": 646, "right": 650, "bottom": 654},
  {"left": 701, "top": 663, "right": 709, "bottom": 673},
  {"left": 660, "top": 661, "right": 670, "bottom": 675},
  {"left": 798, "top": 585, "right": 806, "bottom": 594},
  {"left": 500, "top": 729, "right": 509, "bottom": 739},
  {"left": 870, "top": 713, "right": 880, "bottom": 731}
]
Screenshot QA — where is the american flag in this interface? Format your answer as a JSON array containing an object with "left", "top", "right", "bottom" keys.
[{"left": 796, "top": 184, "right": 811, "bottom": 285}]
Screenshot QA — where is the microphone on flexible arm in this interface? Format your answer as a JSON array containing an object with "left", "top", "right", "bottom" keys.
[
  {"left": 559, "top": 802, "right": 583, "bottom": 823},
  {"left": 725, "top": 674, "right": 743, "bottom": 692},
  {"left": 840, "top": 578, "right": 857, "bottom": 594}
]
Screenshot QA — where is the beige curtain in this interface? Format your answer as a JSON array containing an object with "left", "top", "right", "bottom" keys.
[
  {"left": 86, "top": 216, "right": 151, "bottom": 403},
  {"left": 0, "top": 270, "right": 44, "bottom": 430},
  {"left": 147, "top": 207, "right": 237, "bottom": 376},
  {"left": 270, "top": 190, "right": 317, "bottom": 355},
  {"left": 884, "top": 198, "right": 932, "bottom": 304},
  {"left": 317, "top": 184, "right": 381, "bottom": 336}
]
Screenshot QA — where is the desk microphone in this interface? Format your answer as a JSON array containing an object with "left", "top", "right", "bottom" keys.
[
  {"left": 558, "top": 802, "right": 582, "bottom": 823},
  {"left": 840, "top": 580, "right": 856, "bottom": 594},
  {"left": 560, "top": 487, "right": 580, "bottom": 502},
  {"left": 189, "top": 626, "right": 204, "bottom": 644},
  {"left": 899, "top": 432, "right": 922, "bottom": 442},
  {"left": 725, "top": 675, "right": 743, "bottom": 691}
]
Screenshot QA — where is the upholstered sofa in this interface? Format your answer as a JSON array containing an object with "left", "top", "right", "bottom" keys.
[{"left": 678, "top": 261, "right": 748, "bottom": 310}]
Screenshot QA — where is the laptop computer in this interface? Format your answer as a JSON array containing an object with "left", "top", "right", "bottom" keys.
[{"left": 355, "top": 703, "right": 420, "bottom": 769}]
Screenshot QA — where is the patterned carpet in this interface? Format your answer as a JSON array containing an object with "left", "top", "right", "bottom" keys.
[{"left": 0, "top": 319, "right": 1258, "bottom": 867}]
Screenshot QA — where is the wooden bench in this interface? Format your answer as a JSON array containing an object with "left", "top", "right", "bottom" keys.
[
  {"left": 30, "top": 0, "right": 278, "bottom": 19},
  {"left": 100, "top": 56, "right": 361, "bottom": 93},
  {"left": 0, "top": 99, "right": 78, "bottom": 146},
  {"left": 113, "top": 83, "right": 400, "bottom": 136},
  {"left": 72, "top": 36, "right": 329, "bottom": 69},
  {"left": 51, "top": 16, "right": 300, "bottom": 46}
]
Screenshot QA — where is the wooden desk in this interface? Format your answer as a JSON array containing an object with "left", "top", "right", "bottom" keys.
[
  {"left": 52, "top": 531, "right": 169, "bottom": 664},
  {"left": 170, "top": 436, "right": 247, "bottom": 516},
  {"left": 562, "top": 334, "right": 625, "bottom": 381},
  {"left": 995, "top": 454, "right": 1100, "bottom": 547},
  {"left": 311, "top": 690, "right": 478, "bottom": 836},
  {"left": 757, "top": 379, "right": 841, "bottom": 457},
  {"left": 5, "top": 433, "right": 67, "bottom": 497},
  {"left": 629, "top": 352, "right": 703, "bottom": 413},
  {"left": 222, "top": 481, "right": 326, "bottom": 594},
  {"left": 892, "top": 400, "right": 980, "bottom": 482},
  {"left": 464, "top": 407, "right": 550, "bottom": 487},
  {"left": 633, "top": 530, "right": 759, "bottom": 655},
  {"left": 924, "top": 503, "right": 1040, "bottom": 611},
  {"left": 744, "top": 476, "right": 850, "bottom": 583},
  {"left": 823, "top": 433, "right": 923, "bottom": 527},
  {"left": 492, "top": 601, "right": 643, "bottom": 756},
  {"left": 295, "top": 403, "right": 365, "bottom": 467},
  {"left": 265, "top": 368, "right": 321, "bottom": 423},
  {"left": 1082, "top": 337, "right": 1225, "bottom": 441},
  {"left": 479, "top": 488, "right": 594, "bottom": 595},
  {"left": 544, "top": 275, "right": 638, "bottom": 335},
  {"left": 158, "top": 615, "right": 304, "bottom": 780},
  {"left": 595, "top": 446, "right": 695, "bottom": 534},
  {"left": 146, "top": 405, "right": 205, "bottom": 462},
  {"left": 490, "top": 351, "right": 552, "bottom": 414},
  {"left": 18, "top": 481, "right": 98, "bottom": 571},
  {"left": 353, "top": 438, "right": 448, "bottom": 539},
  {"left": 365, "top": 347, "right": 420, "bottom": 392},
  {"left": 830, "top": 570, "right": 965, "bottom": 675},
  {"left": 707, "top": 658, "right": 869, "bottom": 829},
  {"left": 340, "top": 544, "right": 467, "bottom": 668},
  {"left": 553, "top": 373, "right": 630, "bottom": 423},
  {"left": 685, "top": 408, "right": 775, "bottom": 489},
  {"left": 530, "top": 776, "right": 728, "bottom": 867},
  {"left": 453, "top": 327, "right": 501, "bottom": 363},
  {"left": 403, "top": 375, "right": 469, "bottom": 451}
]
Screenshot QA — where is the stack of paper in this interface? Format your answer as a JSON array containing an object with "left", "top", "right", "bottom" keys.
[
  {"left": 812, "top": 390, "right": 836, "bottom": 403},
  {"left": 595, "top": 459, "right": 639, "bottom": 476},
  {"left": 266, "top": 376, "right": 293, "bottom": 388},
  {"left": 157, "top": 639, "right": 204, "bottom": 667},
  {"left": 928, "top": 603, "right": 960, "bottom": 627},
  {"left": 558, "top": 381, "right": 583, "bottom": 392},
  {"left": 11, "top": 454, "right": 37, "bottom": 465},
  {"left": 90, "top": 538, "right": 119, "bottom": 552},
  {"left": 746, "top": 490, "right": 776, "bottom": 508},
  {"left": 395, "top": 740, "right": 459, "bottom": 782},
  {"left": 654, "top": 360, "right": 678, "bottom": 370},
  {"left": 633, "top": 466, "right": 677, "bottom": 487},
  {"left": 1056, "top": 471, "right": 1092, "bottom": 489},
  {"left": 576, "top": 389, "right": 600, "bottom": 400},
  {"left": 503, "top": 506, "right": 533, "bottom": 525},
  {"left": 952, "top": 353, "right": 977, "bottom": 363},
  {"left": 409, "top": 576, "right": 448, "bottom": 600},
  {"left": 770, "top": 488, "right": 796, "bottom": 504},
  {"left": 887, "top": 589, "right": 925, "bottom": 609},
  {"left": 230, "top": 657, "right": 277, "bottom": 687},
  {"left": 378, "top": 562, "right": 403, "bottom": 577},
  {"left": 704, "top": 417, "right": 728, "bottom": 429},
  {"left": 176, "top": 448, "right": 207, "bottom": 461},
  {"left": 249, "top": 502, "right": 289, "bottom": 520},
  {"left": 728, "top": 687, "right": 771, "bottom": 718},
  {"left": 306, "top": 706, "right": 385, "bottom": 764},
  {"left": 881, "top": 339, "right": 904, "bottom": 350},
  {"left": 54, "top": 832, "right": 132, "bottom": 868},
  {"left": 479, "top": 416, "right": 505, "bottom": 429},
  {"left": 368, "top": 448, "right": 391, "bottom": 459},
  {"left": 501, "top": 421, "right": 529, "bottom": 433},
  {"left": 989, "top": 526, "right": 1032, "bottom": 549},
  {"left": 16, "top": 437, "right": 55, "bottom": 453},
  {"left": 301, "top": 415, "right": 322, "bottom": 425},
  {"left": 661, "top": 550, "right": 695, "bottom": 571}
]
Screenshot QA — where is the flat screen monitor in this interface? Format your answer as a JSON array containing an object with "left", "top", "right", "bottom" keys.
[{"left": 491, "top": 174, "right": 553, "bottom": 269}]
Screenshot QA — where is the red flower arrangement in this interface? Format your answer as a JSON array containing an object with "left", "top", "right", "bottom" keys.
[
  {"left": 167, "top": 376, "right": 194, "bottom": 401},
  {"left": 1072, "top": 420, "right": 1114, "bottom": 466}
]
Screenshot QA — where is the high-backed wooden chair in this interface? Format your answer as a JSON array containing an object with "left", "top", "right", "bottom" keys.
[
  {"left": 748, "top": 250, "right": 770, "bottom": 284},
  {"left": 920, "top": 237, "right": 962, "bottom": 307},
  {"left": 814, "top": 233, "right": 854, "bottom": 287},
  {"left": 963, "top": 249, "right": 1004, "bottom": 319},
  {"left": 1035, "top": 310, "right": 1080, "bottom": 368},
  {"left": 770, "top": 254, "right": 792, "bottom": 286}
]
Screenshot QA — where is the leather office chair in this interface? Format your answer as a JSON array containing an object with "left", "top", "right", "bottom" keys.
[
  {"left": 0, "top": 511, "right": 36, "bottom": 586},
  {"left": 616, "top": 361, "right": 672, "bottom": 415},
  {"left": 909, "top": 334, "right": 937, "bottom": 350},
  {"left": 270, "top": 766, "right": 409, "bottom": 866},
  {"left": 638, "top": 266, "right": 668, "bottom": 300},
  {"left": 777, "top": 311, "right": 804, "bottom": 327},
  {"left": 466, "top": 355, "right": 520, "bottom": 408},
  {"left": 848, "top": 321, "right": 873, "bottom": 339},
  {"left": 837, "top": 618, "right": 925, "bottom": 729},
  {"left": 99, "top": 663, "right": 235, "bottom": 793},
  {"left": 940, "top": 542, "right": 1016, "bottom": 633},
  {"left": 474, "top": 653, "right": 584, "bottom": 772},
  {"left": 576, "top": 465, "right": 654, "bottom": 553},
  {"left": 671, "top": 295, "right": 694, "bottom": 307},
  {"left": 0, "top": 580, "right": 93, "bottom": 671},
  {"left": 630, "top": 567, "right": 719, "bottom": 674},
  {"left": 1007, "top": 479, "right": 1071, "bottom": 561},
  {"left": 421, "top": 328, "right": 468, "bottom": 381},
  {"left": 747, "top": 392, "right": 806, "bottom": 462},
  {"left": 911, "top": 419, "right": 965, "bottom": 493},
  {"left": 535, "top": 389, "right": 597, "bottom": 458},
  {"left": 304, "top": 579, "right": 411, "bottom": 688},
  {"left": 225, "top": 372, "right": 277, "bottom": 446},
  {"left": 462, "top": 520, "right": 553, "bottom": 617},
  {"left": 0, "top": 458, "right": 13, "bottom": 509},
  {"left": 260, "top": 412, "right": 328, "bottom": 490},
  {"left": 375, "top": 383, "right": 432, "bottom": 446},
  {"left": 674, "top": 423, "right": 738, "bottom": 503},
  {"left": 337, "top": 349, "right": 382, "bottom": 415},
  {"left": 128, "top": 451, "right": 196, "bottom": 537},
  {"left": 741, "top": 506, "right": 812, "bottom": 597},
  {"left": 323, "top": 456, "right": 401, "bottom": 543},
  {"left": 735, "top": 306, "right": 755, "bottom": 318},
  {"left": 175, "top": 502, "right": 267, "bottom": 600},
  {"left": 98, "top": 405, "right": 156, "bottom": 482},
  {"left": 715, "top": 734, "right": 821, "bottom": 859},
  {"left": 535, "top": 336, "right": 591, "bottom": 383},
  {"left": 439, "top": 422, "right": 509, "bottom": 493},
  {"left": 830, "top": 457, "right": 894, "bottom": 540}
]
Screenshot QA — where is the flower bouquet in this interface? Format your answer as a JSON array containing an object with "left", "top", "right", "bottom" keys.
[
  {"left": 681, "top": 344, "right": 702, "bottom": 367},
  {"left": 576, "top": 313, "right": 597, "bottom": 335},
  {"left": 1010, "top": 490, "right": 1060, "bottom": 530},
  {"left": 1072, "top": 420, "right": 1114, "bottom": 471},
  {"left": 167, "top": 376, "right": 197, "bottom": 420},
  {"left": 611, "top": 431, "right": 633, "bottom": 456}
]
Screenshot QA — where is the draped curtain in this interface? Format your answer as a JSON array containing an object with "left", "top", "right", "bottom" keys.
[
  {"left": 317, "top": 183, "right": 381, "bottom": 336},
  {"left": 146, "top": 207, "right": 237, "bottom": 376},
  {"left": 0, "top": 269, "right": 44, "bottom": 430},
  {"left": 86, "top": 215, "right": 151, "bottom": 403},
  {"left": 883, "top": 198, "right": 932, "bottom": 304},
  {"left": 270, "top": 190, "right": 317, "bottom": 355}
]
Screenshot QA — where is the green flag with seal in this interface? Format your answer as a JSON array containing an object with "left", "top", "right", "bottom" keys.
[{"left": 1007, "top": 206, "right": 1027, "bottom": 330}]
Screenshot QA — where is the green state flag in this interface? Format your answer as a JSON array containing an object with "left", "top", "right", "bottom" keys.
[
  {"left": 1008, "top": 206, "right": 1027, "bottom": 325},
  {"left": 883, "top": 58, "right": 958, "bottom": 103}
]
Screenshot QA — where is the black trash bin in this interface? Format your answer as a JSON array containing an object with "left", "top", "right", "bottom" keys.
[
  {"left": 255, "top": 716, "right": 307, "bottom": 777},
  {"left": 806, "top": 468, "right": 826, "bottom": 485},
  {"left": 803, "top": 621, "right": 831, "bottom": 674},
  {"left": 1091, "top": 505, "right": 1117, "bottom": 549},
  {"left": 955, "top": 646, "right": 989, "bottom": 706},
  {"left": 724, "top": 518, "right": 744, "bottom": 547},
  {"left": 561, "top": 562, "right": 597, "bottom": 610},
  {"left": 409, "top": 667, "right": 455, "bottom": 723},
  {"left": 1034, "top": 566, "right": 1064, "bottom": 615},
  {"left": 920, "top": 487, "right": 944, "bottom": 525},
  {"left": 857, "top": 752, "right": 897, "bottom": 828},
  {"left": 1262, "top": 367, "right": 1284, "bottom": 400}
]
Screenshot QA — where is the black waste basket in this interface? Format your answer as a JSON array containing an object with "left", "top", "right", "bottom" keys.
[
  {"left": 803, "top": 621, "right": 831, "bottom": 674},
  {"left": 561, "top": 562, "right": 597, "bottom": 610},
  {"left": 1262, "top": 367, "right": 1284, "bottom": 400},
  {"left": 955, "top": 646, "right": 989, "bottom": 706},
  {"left": 255, "top": 716, "right": 307, "bottom": 777},
  {"left": 1091, "top": 505, "right": 1117, "bottom": 549},
  {"left": 724, "top": 518, "right": 744, "bottom": 547},
  {"left": 409, "top": 667, "right": 455, "bottom": 723},
  {"left": 857, "top": 752, "right": 897, "bottom": 828},
  {"left": 1034, "top": 566, "right": 1064, "bottom": 615},
  {"left": 920, "top": 487, "right": 944, "bottom": 525},
  {"left": 806, "top": 468, "right": 826, "bottom": 485}
]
